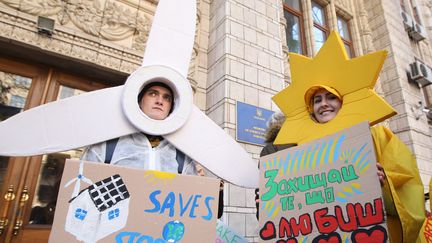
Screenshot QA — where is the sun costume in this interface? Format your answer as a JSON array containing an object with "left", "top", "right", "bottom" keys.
[{"left": 273, "top": 31, "right": 426, "bottom": 243}]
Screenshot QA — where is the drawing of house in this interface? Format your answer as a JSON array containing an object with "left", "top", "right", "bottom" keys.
[{"left": 65, "top": 174, "right": 131, "bottom": 242}]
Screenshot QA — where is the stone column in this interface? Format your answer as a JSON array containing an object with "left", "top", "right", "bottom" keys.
[{"left": 207, "top": 0, "right": 285, "bottom": 241}]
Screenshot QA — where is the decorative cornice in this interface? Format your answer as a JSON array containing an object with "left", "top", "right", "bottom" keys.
[
  {"left": 0, "top": 6, "right": 143, "bottom": 73},
  {"left": 0, "top": 0, "right": 151, "bottom": 47},
  {"left": 0, "top": 0, "right": 200, "bottom": 80}
]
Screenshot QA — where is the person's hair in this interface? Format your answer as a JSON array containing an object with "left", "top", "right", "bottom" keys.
[
  {"left": 265, "top": 112, "right": 286, "bottom": 143},
  {"left": 138, "top": 81, "right": 175, "bottom": 114}
]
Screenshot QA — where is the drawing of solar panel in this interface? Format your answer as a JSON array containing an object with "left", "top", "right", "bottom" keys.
[{"left": 65, "top": 174, "right": 131, "bottom": 242}]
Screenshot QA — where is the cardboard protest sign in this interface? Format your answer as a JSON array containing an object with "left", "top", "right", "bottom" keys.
[
  {"left": 259, "top": 122, "right": 388, "bottom": 242},
  {"left": 50, "top": 159, "right": 219, "bottom": 243},
  {"left": 420, "top": 216, "right": 432, "bottom": 242},
  {"left": 215, "top": 219, "right": 248, "bottom": 243}
]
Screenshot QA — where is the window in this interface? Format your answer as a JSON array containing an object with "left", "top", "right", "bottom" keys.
[
  {"left": 57, "top": 85, "right": 86, "bottom": 100},
  {"left": 337, "top": 16, "right": 354, "bottom": 57},
  {"left": 283, "top": 0, "right": 306, "bottom": 54},
  {"left": 312, "top": 1, "right": 329, "bottom": 53},
  {"left": 108, "top": 208, "right": 120, "bottom": 220},
  {"left": 9, "top": 95, "right": 25, "bottom": 108},
  {"left": 14, "top": 76, "right": 32, "bottom": 88},
  {"left": 410, "top": 0, "right": 422, "bottom": 24},
  {"left": 74, "top": 208, "right": 87, "bottom": 220},
  {"left": 424, "top": 86, "right": 432, "bottom": 123}
]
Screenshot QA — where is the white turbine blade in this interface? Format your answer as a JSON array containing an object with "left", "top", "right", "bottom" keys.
[
  {"left": 64, "top": 178, "right": 77, "bottom": 188},
  {"left": 72, "top": 179, "right": 81, "bottom": 198},
  {"left": 0, "top": 86, "right": 137, "bottom": 156},
  {"left": 78, "top": 161, "right": 93, "bottom": 185},
  {"left": 164, "top": 106, "right": 259, "bottom": 189},
  {"left": 81, "top": 177, "right": 93, "bottom": 185},
  {"left": 142, "top": 0, "right": 196, "bottom": 77}
]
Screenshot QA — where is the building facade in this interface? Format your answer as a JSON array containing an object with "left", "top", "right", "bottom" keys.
[{"left": 0, "top": 0, "right": 431, "bottom": 242}]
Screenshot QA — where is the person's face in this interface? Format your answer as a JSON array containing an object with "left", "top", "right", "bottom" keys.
[
  {"left": 139, "top": 85, "right": 173, "bottom": 120},
  {"left": 312, "top": 89, "right": 342, "bottom": 123}
]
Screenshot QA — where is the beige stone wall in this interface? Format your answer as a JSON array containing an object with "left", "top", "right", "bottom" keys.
[
  {"left": 364, "top": 0, "right": 432, "bottom": 190},
  {"left": 206, "top": 0, "right": 285, "bottom": 241},
  {"left": 192, "top": 0, "right": 210, "bottom": 110}
]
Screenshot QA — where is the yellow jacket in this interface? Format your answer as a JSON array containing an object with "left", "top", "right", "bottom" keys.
[{"left": 371, "top": 126, "right": 426, "bottom": 243}]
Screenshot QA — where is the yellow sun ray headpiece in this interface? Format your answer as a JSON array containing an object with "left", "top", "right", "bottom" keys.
[{"left": 273, "top": 31, "right": 396, "bottom": 145}]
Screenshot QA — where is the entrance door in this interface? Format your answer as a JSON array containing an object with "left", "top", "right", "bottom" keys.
[{"left": 0, "top": 56, "right": 112, "bottom": 243}]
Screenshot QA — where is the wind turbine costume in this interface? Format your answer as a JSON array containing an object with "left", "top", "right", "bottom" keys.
[
  {"left": 272, "top": 31, "right": 426, "bottom": 243},
  {"left": 0, "top": 0, "right": 258, "bottom": 189}
]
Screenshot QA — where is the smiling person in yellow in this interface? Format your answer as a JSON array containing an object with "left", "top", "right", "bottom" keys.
[{"left": 272, "top": 31, "right": 426, "bottom": 243}]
